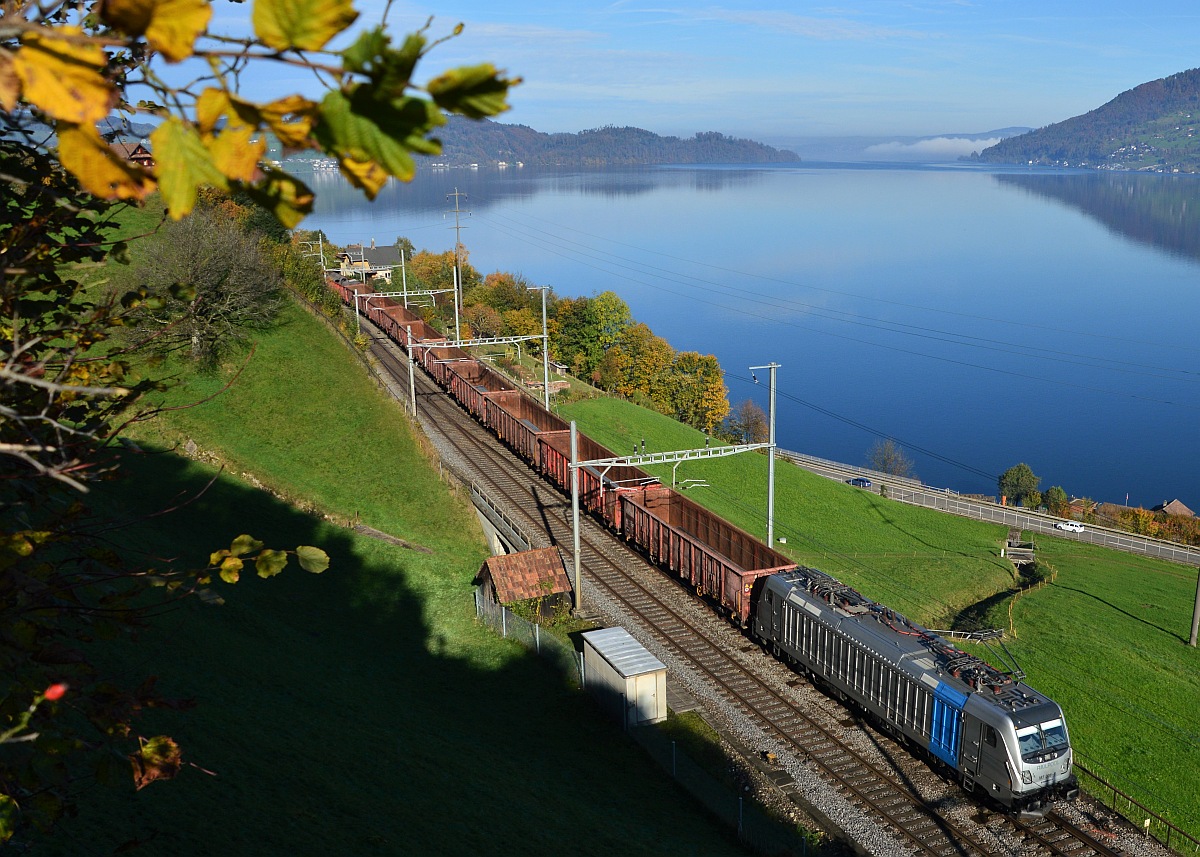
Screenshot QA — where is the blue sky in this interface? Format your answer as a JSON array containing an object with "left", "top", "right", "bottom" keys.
[{"left": 319, "top": 1, "right": 1199, "bottom": 143}]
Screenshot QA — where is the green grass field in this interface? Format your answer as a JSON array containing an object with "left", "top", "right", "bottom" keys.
[
  {"left": 556, "top": 396, "right": 1200, "bottom": 839},
  {"left": 33, "top": 302, "right": 748, "bottom": 856}
]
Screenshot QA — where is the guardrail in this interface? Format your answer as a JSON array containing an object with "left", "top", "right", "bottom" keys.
[
  {"left": 882, "top": 484, "right": 1200, "bottom": 565},
  {"left": 777, "top": 448, "right": 1200, "bottom": 567}
]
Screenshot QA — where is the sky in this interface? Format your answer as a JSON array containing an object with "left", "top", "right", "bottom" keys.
[
  {"left": 342, "top": 1, "right": 1200, "bottom": 143},
  {"left": 209, "top": 1, "right": 1200, "bottom": 149}
]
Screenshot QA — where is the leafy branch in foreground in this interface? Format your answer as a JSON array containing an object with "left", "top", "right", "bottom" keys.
[{"left": 1, "top": 0, "right": 519, "bottom": 226}]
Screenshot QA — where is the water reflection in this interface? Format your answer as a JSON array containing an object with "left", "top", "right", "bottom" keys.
[
  {"left": 994, "top": 171, "right": 1200, "bottom": 262},
  {"left": 300, "top": 162, "right": 772, "bottom": 215}
]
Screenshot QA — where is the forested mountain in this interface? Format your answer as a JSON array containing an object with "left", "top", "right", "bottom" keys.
[
  {"left": 977, "top": 67, "right": 1200, "bottom": 172},
  {"left": 423, "top": 116, "right": 800, "bottom": 166}
]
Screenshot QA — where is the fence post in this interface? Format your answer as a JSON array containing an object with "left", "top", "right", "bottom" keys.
[
  {"left": 501, "top": 606, "right": 506, "bottom": 638},
  {"left": 535, "top": 622, "right": 540, "bottom": 654}
]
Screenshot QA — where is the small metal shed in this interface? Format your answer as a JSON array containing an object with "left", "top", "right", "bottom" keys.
[{"left": 581, "top": 627, "right": 668, "bottom": 728}]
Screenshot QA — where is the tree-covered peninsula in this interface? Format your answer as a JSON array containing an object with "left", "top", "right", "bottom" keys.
[{"left": 426, "top": 116, "right": 801, "bottom": 167}]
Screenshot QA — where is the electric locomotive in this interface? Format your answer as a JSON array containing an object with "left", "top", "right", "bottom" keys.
[{"left": 753, "top": 568, "right": 1079, "bottom": 812}]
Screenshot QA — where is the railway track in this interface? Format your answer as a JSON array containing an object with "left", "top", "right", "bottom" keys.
[{"left": 362, "top": 327, "right": 1130, "bottom": 857}]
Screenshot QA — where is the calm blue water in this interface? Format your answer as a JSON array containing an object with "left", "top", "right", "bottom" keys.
[{"left": 303, "top": 162, "right": 1200, "bottom": 508}]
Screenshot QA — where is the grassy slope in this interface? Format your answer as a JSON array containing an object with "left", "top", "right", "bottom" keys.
[
  {"left": 559, "top": 397, "right": 1015, "bottom": 626},
  {"left": 36, "top": 302, "right": 744, "bottom": 856},
  {"left": 556, "top": 395, "right": 1200, "bottom": 837}
]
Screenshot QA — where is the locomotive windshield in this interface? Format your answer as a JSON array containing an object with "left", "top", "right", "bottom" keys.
[{"left": 1016, "top": 718, "right": 1069, "bottom": 761}]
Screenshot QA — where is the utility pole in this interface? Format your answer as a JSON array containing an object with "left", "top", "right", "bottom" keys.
[
  {"left": 749, "top": 362, "right": 781, "bottom": 546},
  {"left": 570, "top": 422, "right": 582, "bottom": 613},
  {"left": 1190, "top": 567, "right": 1199, "bottom": 647},
  {"left": 529, "top": 285, "right": 551, "bottom": 410},
  {"left": 400, "top": 248, "right": 408, "bottom": 308},
  {"left": 446, "top": 188, "right": 469, "bottom": 337},
  {"left": 406, "top": 326, "right": 416, "bottom": 416}
]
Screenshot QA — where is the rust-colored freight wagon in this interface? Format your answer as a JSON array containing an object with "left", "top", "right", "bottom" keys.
[
  {"left": 539, "top": 430, "right": 657, "bottom": 523},
  {"left": 447, "top": 360, "right": 517, "bottom": 420},
  {"left": 486, "top": 392, "right": 569, "bottom": 464},
  {"left": 620, "top": 486, "right": 793, "bottom": 624},
  {"left": 372, "top": 304, "right": 442, "bottom": 347},
  {"left": 418, "top": 346, "right": 469, "bottom": 387}
]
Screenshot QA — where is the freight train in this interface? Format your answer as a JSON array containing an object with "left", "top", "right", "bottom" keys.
[{"left": 326, "top": 276, "right": 1079, "bottom": 813}]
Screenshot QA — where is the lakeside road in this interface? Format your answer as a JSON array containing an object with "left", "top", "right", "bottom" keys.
[{"left": 779, "top": 449, "right": 1200, "bottom": 567}]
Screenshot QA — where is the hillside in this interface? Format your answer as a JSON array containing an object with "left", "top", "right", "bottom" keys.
[
  {"left": 419, "top": 116, "right": 801, "bottom": 167},
  {"left": 977, "top": 67, "right": 1200, "bottom": 171}
]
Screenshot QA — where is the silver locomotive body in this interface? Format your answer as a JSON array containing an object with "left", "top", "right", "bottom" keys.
[{"left": 753, "top": 568, "right": 1079, "bottom": 811}]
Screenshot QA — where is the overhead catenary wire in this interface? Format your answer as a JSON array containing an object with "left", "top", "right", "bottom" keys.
[
  {"left": 476, "top": 209, "right": 1200, "bottom": 379},
  {"left": 489, "top": 206, "right": 1200, "bottom": 357}
]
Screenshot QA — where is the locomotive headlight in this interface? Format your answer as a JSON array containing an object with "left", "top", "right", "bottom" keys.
[
  {"left": 1021, "top": 770, "right": 1033, "bottom": 785},
  {"left": 1060, "top": 761, "right": 1069, "bottom": 774}
]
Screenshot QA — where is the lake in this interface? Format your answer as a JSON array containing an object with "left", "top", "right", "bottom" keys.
[{"left": 302, "top": 162, "right": 1200, "bottom": 509}]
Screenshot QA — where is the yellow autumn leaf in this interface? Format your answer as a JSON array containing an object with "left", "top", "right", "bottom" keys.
[
  {"left": 246, "top": 169, "right": 314, "bottom": 229},
  {"left": 13, "top": 27, "right": 113, "bottom": 124},
  {"left": 145, "top": 0, "right": 211, "bottom": 62},
  {"left": 205, "top": 126, "right": 265, "bottom": 183},
  {"left": 196, "top": 88, "right": 236, "bottom": 135},
  {"left": 57, "top": 122, "right": 155, "bottom": 201},
  {"left": 252, "top": 0, "right": 358, "bottom": 51},
  {"left": 151, "top": 117, "right": 229, "bottom": 219},
  {"left": 100, "top": 0, "right": 154, "bottom": 36},
  {"left": 0, "top": 52, "right": 18, "bottom": 113},
  {"left": 338, "top": 154, "right": 388, "bottom": 199},
  {"left": 101, "top": 0, "right": 210, "bottom": 62},
  {"left": 259, "top": 94, "right": 317, "bottom": 148}
]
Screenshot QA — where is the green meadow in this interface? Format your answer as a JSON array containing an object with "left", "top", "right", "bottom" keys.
[
  {"left": 557, "top": 396, "right": 1200, "bottom": 839},
  {"left": 34, "top": 302, "right": 746, "bottom": 856}
]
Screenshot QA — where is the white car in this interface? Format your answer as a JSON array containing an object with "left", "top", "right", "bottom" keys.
[{"left": 1055, "top": 521, "right": 1084, "bottom": 533}]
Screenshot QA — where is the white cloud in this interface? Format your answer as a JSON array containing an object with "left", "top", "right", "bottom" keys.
[{"left": 865, "top": 136, "right": 1001, "bottom": 158}]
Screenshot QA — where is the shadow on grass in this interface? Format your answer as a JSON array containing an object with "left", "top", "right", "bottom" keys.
[
  {"left": 37, "top": 448, "right": 745, "bottom": 857},
  {"left": 1049, "top": 583, "right": 1184, "bottom": 642},
  {"left": 858, "top": 492, "right": 990, "bottom": 563}
]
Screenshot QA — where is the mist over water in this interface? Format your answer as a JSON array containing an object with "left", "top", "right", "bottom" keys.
[{"left": 304, "top": 162, "right": 1200, "bottom": 509}]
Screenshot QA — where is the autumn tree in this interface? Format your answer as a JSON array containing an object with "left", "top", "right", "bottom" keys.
[
  {"left": 591, "top": 290, "right": 632, "bottom": 351},
  {"left": 868, "top": 439, "right": 915, "bottom": 478},
  {"left": 502, "top": 307, "right": 541, "bottom": 341},
  {"left": 723, "top": 399, "right": 768, "bottom": 444},
  {"left": 615, "top": 322, "right": 673, "bottom": 400},
  {"left": 551, "top": 296, "right": 602, "bottom": 375},
  {"left": 1, "top": 0, "right": 516, "bottom": 842},
  {"left": 121, "top": 208, "right": 286, "bottom": 368},
  {"left": 662, "top": 351, "right": 729, "bottom": 435},
  {"left": 999, "top": 463, "right": 1040, "bottom": 506},
  {"left": 466, "top": 271, "right": 541, "bottom": 313},
  {"left": 593, "top": 344, "right": 631, "bottom": 392},
  {"left": 464, "top": 303, "right": 503, "bottom": 338},
  {"left": 1043, "top": 485, "right": 1070, "bottom": 516}
]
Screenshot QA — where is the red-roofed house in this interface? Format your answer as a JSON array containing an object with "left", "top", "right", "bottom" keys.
[
  {"left": 1152, "top": 499, "right": 1195, "bottom": 518},
  {"left": 110, "top": 140, "right": 154, "bottom": 168}
]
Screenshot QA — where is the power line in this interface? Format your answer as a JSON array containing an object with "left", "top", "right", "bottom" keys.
[{"left": 477, "top": 213, "right": 1200, "bottom": 410}]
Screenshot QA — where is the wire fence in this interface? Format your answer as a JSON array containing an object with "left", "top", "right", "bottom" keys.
[
  {"left": 1074, "top": 761, "right": 1200, "bottom": 855},
  {"left": 474, "top": 586, "right": 821, "bottom": 856},
  {"left": 474, "top": 587, "right": 582, "bottom": 682}
]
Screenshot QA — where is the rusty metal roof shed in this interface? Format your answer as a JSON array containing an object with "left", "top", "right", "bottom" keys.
[{"left": 480, "top": 547, "right": 571, "bottom": 604}]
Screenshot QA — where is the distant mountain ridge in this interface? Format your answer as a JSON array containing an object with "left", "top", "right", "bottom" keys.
[
  {"left": 420, "top": 116, "right": 800, "bottom": 166},
  {"left": 977, "top": 68, "right": 1200, "bottom": 172}
]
